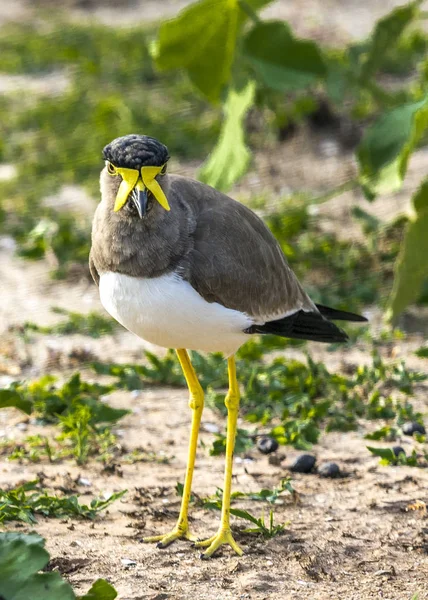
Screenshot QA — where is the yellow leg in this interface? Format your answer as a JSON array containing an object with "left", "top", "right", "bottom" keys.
[
  {"left": 195, "top": 356, "right": 243, "bottom": 559},
  {"left": 143, "top": 349, "right": 203, "bottom": 548}
]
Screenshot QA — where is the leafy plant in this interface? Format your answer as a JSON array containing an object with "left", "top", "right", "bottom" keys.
[
  {"left": 0, "top": 532, "right": 117, "bottom": 600},
  {"left": 21, "top": 307, "right": 117, "bottom": 338},
  {"left": 0, "top": 480, "right": 126, "bottom": 524},
  {"left": 153, "top": 0, "right": 428, "bottom": 317},
  {"left": 367, "top": 445, "right": 420, "bottom": 467},
  {"left": 0, "top": 373, "right": 129, "bottom": 464}
]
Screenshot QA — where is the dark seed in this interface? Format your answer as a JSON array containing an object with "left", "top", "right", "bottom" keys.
[
  {"left": 290, "top": 454, "right": 316, "bottom": 473},
  {"left": 392, "top": 446, "right": 406, "bottom": 457},
  {"left": 318, "top": 462, "right": 341, "bottom": 478},
  {"left": 402, "top": 422, "right": 426, "bottom": 436},
  {"left": 257, "top": 436, "right": 279, "bottom": 455}
]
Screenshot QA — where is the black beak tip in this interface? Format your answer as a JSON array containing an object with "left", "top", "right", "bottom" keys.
[{"left": 131, "top": 188, "right": 148, "bottom": 219}]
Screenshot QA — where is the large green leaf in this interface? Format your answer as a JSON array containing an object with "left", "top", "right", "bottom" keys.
[
  {"left": 243, "top": 21, "right": 326, "bottom": 91},
  {"left": 0, "top": 389, "right": 32, "bottom": 414},
  {"left": 155, "top": 0, "right": 273, "bottom": 101},
  {"left": 198, "top": 81, "right": 255, "bottom": 191},
  {"left": 388, "top": 179, "right": 428, "bottom": 321},
  {"left": 357, "top": 96, "right": 428, "bottom": 198},
  {"left": 0, "top": 533, "right": 76, "bottom": 600},
  {"left": 360, "top": 2, "right": 420, "bottom": 80},
  {"left": 79, "top": 579, "right": 117, "bottom": 600}
]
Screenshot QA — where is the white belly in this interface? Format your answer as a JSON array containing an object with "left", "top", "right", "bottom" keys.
[{"left": 99, "top": 271, "right": 252, "bottom": 355}]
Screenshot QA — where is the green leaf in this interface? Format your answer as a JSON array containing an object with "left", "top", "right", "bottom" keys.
[
  {"left": 387, "top": 211, "right": 428, "bottom": 321},
  {"left": 388, "top": 178, "right": 428, "bottom": 320},
  {"left": 198, "top": 81, "right": 255, "bottom": 191},
  {"left": 366, "top": 446, "right": 396, "bottom": 461},
  {"left": 243, "top": 21, "right": 326, "bottom": 92},
  {"left": 155, "top": 0, "right": 261, "bottom": 101},
  {"left": 360, "top": 2, "right": 420, "bottom": 80},
  {"left": 0, "top": 533, "right": 76, "bottom": 600},
  {"left": 415, "top": 346, "right": 428, "bottom": 358},
  {"left": 0, "top": 390, "right": 32, "bottom": 415},
  {"left": 357, "top": 96, "right": 428, "bottom": 197},
  {"left": 79, "top": 579, "right": 117, "bottom": 600},
  {"left": 412, "top": 178, "right": 428, "bottom": 214}
]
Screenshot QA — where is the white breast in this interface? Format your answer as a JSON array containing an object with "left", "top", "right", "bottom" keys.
[{"left": 99, "top": 271, "right": 253, "bottom": 356}]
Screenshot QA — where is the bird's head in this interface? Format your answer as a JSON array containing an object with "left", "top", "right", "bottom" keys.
[{"left": 101, "top": 134, "right": 170, "bottom": 219}]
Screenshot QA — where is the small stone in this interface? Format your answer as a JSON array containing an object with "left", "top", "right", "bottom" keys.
[
  {"left": 318, "top": 462, "right": 341, "bottom": 478},
  {"left": 202, "top": 422, "right": 220, "bottom": 434},
  {"left": 257, "top": 436, "right": 279, "bottom": 455},
  {"left": 402, "top": 422, "right": 426, "bottom": 436},
  {"left": 290, "top": 454, "right": 316, "bottom": 473},
  {"left": 392, "top": 446, "right": 406, "bottom": 457},
  {"left": 121, "top": 558, "right": 137, "bottom": 567}
]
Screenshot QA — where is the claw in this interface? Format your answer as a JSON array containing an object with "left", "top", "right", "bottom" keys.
[
  {"left": 194, "top": 528, "right": 243, "bottom": 559},
  {"left": 143, "top": 525, "right": 196, "bottom": 548}
]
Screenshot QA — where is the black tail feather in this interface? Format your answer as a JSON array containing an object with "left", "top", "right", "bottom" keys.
[
  {"left": 245, "top": 309, "right": 349, "bottom": 344},
  {"left": 315, "top": 304, "right": 367, "bottom": 322}
]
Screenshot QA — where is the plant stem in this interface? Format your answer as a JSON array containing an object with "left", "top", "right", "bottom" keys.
[
  {"left": 310, "top": 178, "right": 360, "bottom": 205},
  {"left": 238, "top": 0, "right": 261, "bottom": 24}
]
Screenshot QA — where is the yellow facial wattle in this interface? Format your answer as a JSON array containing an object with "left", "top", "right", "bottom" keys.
[{"left": 111, "top": 163, "right": 170, "bottom": 212}]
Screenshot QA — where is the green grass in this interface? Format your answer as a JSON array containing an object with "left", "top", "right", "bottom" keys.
[{"left": 21, "top": 307, "right": 117, "bottom": 338}]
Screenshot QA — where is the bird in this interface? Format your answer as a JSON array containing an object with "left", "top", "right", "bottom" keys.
[{"left": 89, "top": 133, "right": 367, "bottom": 559}]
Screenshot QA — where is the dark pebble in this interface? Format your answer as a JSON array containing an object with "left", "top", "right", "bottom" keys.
[
  {"left": 257, "top": 436, "right": 279, "bottom": 455},
  {"left": 318, "top": 462, "right": 341, "bottom": 478},
  {"left": 290, "top": 454, "right": 316, "bottom": 473},
  {"left": 402, "top": 422, "right": 426, "bottom": 436},
  {"left": 392, "top": 446, "right": 406, "bottom": 457}
]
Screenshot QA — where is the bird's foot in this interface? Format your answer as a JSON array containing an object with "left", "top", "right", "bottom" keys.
[
  {"left": 194, "top": 528, "right": 243, "bottom": 559},
  {"left": 143, "top": 523, "right": 196, "bottom": 548}
]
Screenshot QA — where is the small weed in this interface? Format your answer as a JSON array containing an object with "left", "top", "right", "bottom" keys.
[
  {"left": 210, "top": 428, "right": 254, "bottom": 456},
  {"left": 234, "top": 509, "right": 288, "bottom": 539},
  {"left": 0, "top": 480, "right": 126, "bottom": 524},
  {"left": 415, "top": 346, "right": 428, "bottom": 358},
  {"left": 204, "top": 497, "right": 287, "bottom": 538},
  {"left": 21, "top": 307, "right": 117, "bottom": 338},
  {"left": 0, "top": 373, "right": 129, "bottom": 464},
  {"left": 202, "top": 479, "right": 295, "bottom": 508},
  {"left": 367, "top": 446, "right": 422, "bottom": 467}
]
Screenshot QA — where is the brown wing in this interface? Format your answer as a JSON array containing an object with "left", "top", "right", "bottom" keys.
[{"left": 176, "top": 177, "right": 315, "bottom": 320}]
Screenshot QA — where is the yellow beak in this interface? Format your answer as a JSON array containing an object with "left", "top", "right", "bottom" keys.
[{"left": 113, "top": 165, "right": 170, "bottom": 213}]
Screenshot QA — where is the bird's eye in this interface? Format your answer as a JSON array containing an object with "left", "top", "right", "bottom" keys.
[
  {"left": 106, "top": 162, "right": 117, "bottom": 176},
  {"left": 160, "top": 164, "right": 167, "bottom": 175}
]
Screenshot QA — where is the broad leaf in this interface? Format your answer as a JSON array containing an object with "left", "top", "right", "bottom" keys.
[
  {"left": 79, "top": 579, "right": 117, "bottom": 600},
  {"left": 198, "top": 81, "right": 255, "bottom": 191},
  {"left": 0, "top": 389, "right": 32, "bottom": 415},
  {"left": 360, "top": 2, "right": 420, "bottom": 80},
  {"left": 357, "top": 96, "right": 428, "bottom": 198},
  {"left": 387, "top": 179, "right": 428, "bottom": 321},
  {"left": 155, "top": 0, "right": 272, "bottom": 101},
  {"left": 366, "top": 446, "right": 396, "bottom": 461},
  {"left": 0, "top": 533, "right": 75, "bottom": 600},
  {"left": 243, "top": 21, "right": 326, "bottom": 91}
]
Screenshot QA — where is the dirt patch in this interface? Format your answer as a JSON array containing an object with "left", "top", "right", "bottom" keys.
[{"left": 1, "top": 378, "right": 428, "bottom": 600}]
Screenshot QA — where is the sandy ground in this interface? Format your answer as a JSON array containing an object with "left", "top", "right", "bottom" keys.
[{"left": 1, "top": 1, "right": 428, "bottom": 599}]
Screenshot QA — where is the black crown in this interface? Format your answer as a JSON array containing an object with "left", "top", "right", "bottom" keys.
[{"left": 103, "top": 134, "right": 169, "bottom": 169}]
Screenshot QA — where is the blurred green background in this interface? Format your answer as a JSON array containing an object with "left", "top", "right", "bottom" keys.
[{"left": 0, "top": 0, "right": 427, "bottom": 322}]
